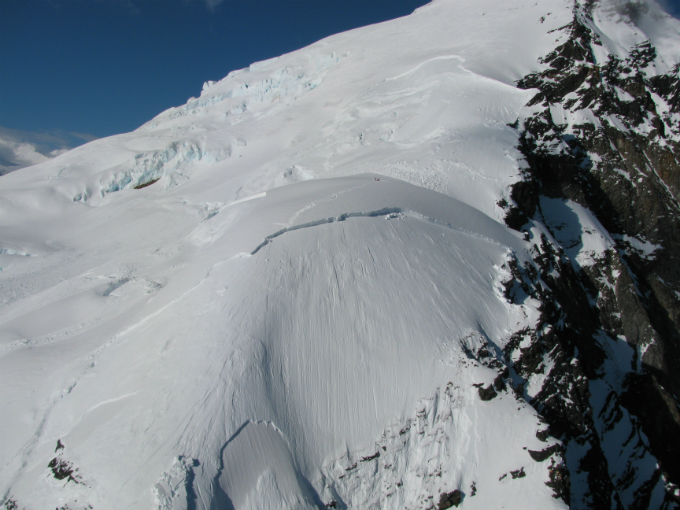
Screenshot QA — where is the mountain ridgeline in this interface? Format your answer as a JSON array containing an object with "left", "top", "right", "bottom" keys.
[{"left": 501, "top": 0, "right": 680, "bottom": 506}]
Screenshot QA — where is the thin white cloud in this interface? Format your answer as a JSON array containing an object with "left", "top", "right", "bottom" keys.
[{"left": 0, "top": 127, "right": 96, "bottom": 175}]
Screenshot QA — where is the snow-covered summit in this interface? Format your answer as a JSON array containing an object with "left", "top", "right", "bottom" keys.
[{"left": 1, "top": 0, "right": 572, "bottom": 218}]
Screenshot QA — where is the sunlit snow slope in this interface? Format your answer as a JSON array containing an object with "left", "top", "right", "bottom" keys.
[{"left": 0, "top": 0, "right": 640, "bottom": 508}]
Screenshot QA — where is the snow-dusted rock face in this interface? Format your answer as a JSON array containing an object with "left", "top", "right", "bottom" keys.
[
  {"left": 1, "top": 0, "right": 680, "bottom": 509},
  {"left": 498, "top": 0, "right": 680, "bottom": 506}
]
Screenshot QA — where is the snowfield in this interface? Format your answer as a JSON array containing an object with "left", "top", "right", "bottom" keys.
[
  {"left": 3, "top": 0, "right": 677, "bottom": 508},
  {"left": 0, "top": 173, "right": 554, "bottom": 508}
]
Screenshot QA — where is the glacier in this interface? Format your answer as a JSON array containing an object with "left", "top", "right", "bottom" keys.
[{"left": 2, "top": 0, "right": 680, "bottom": 508}]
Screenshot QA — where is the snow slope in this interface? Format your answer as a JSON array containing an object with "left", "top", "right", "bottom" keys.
[
  {"left": 0, "top": 172, "right": 554, "bottom": 508},
  {"left": 6, "top": 0, "right": 676, "bottom": 508}
]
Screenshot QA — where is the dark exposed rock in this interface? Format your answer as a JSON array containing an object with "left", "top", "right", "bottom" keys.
[
  {"left": 529, "top": 444, "right": 561, "bottom": 462},
  {"left": 133, "top": 177, "right": 160, "bottom": 189},
  {"left": 620, "top": 372, "right": 680, "bottom": 485},
  {"left": 437, "top": 490, "right": 464, "bottom": 509},
  {"left": 478, "top": 384, "right": 497, "bottom": 401},
  {"left": 536, "top": 428, "right": 551, "bottom": 442},
  {"left": 3, "top": 498, "right": 18, "bottom": 510},
  {"left": 360, "top": 452, "right": 380, "bottom": 462},
  {"left": 498, "top": 0, "right": 680, "bottom": 506},
  {"left": 48, "top": 457, "right": 80, "bottom": 484},
  {"left": 546, "top": 456, "right": 570, "bottom": 504}
]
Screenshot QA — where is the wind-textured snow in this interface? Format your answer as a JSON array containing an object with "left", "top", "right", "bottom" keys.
[{"left": 3, "top": 0, "right": 676, "bottom": 508}]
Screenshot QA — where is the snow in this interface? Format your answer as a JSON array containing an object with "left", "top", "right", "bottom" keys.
[
  {"left": 588, "top": 332, "right": 668, "bottom": 508},
  {"left": 549, "top": 105, "right": 602, "bottom": 131},
  {"left": 525, "top": 351, "right": 557, "bottom": 399},
  {"left": 613, "top": 233, "right": 662, "bottom": 259},
  {"left": 1, "top": 0, "right": 572, "bottom": 221},
  {"left": 3, "top": 0, "right": 674, "bottom": 507},
  {"left": 321, "top": 383, "right": 563, "bottom": 510},
  {"left": 538, "top": 197, "right": 615, "bottom": 267},
  {"left": 591, "top": 0, "right": 680, "bottom": 69},
  {"left": 0, "top": 174, "right": 550, "bottom": 509}
]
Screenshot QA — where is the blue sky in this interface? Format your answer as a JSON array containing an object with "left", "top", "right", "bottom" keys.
[
  {"left": 2, "top": 0, "right": 679, "bottom": 145},
  {"left": 1, "top": 0, "right": 428, "bottom": 141}
]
